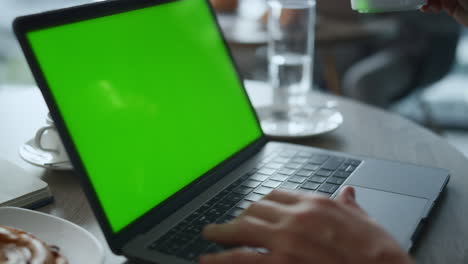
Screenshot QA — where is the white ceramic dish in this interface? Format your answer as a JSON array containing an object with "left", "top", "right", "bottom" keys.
[
  {"left": 19, "top": 139, "right": 73, "bottom": 171},
  {"left": 256, "top": 105, "right": 344, "bottom": 139},
  {"left": 0, "top": 207, "right": 104, "bottom": 264}
]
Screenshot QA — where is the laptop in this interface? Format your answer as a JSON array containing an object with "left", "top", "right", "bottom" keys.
[{"left": 13, "top": 0, "right": 449, "bottom": 263}]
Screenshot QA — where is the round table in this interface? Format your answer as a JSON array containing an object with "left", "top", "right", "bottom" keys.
[{"left": 0, "top": 81, "right": 467, "bottom": 263}]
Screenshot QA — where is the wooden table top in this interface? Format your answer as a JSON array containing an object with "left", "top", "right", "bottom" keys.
[{"left": 1, "top": 81, "right": 468, "bottom": 263}]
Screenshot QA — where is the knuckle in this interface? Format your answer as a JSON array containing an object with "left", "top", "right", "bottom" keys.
[
  {"left": 290, "top": 205, "right": 320, "bottom": 224},
  {"left": 311, "top": 196, "right": 337, "bottom": 208},
  {"left": 248, "top": 200, "right": 265, "bottom": 211},
  {"left": 235, "top": 218, "right": 253, "bottom": 232}
]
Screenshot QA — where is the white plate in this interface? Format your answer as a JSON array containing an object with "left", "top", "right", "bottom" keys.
[
  {"left": 19, "top": 139, "right": 73, "bottom": 170},
  {"left": 0, "top": 207, "right": 104, "bottom": 264},
  {"left": 256, "top": 105, "right": 344, "bottom": 139}
]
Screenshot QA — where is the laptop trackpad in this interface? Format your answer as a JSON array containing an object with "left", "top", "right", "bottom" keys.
[{"left": 346, "top": 185, "right": 428, "bottom": 248}]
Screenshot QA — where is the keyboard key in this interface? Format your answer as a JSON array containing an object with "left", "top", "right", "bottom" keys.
[
  {"left": 291, "top": 157, "right": 308, "bottom": 163},
  {"left": 309, "top": 154, "right": 329, "bottom": 164},
  {"left": 255, "top": 163, "right": 266, "bottom": 169},
  {"left": 179, "top": 237, "right": 211, "bottom": 261},
  {"left": 233, "top": 187, "right": 254, "bottom": 195},
  {"left": 193, "top": 215, "right": 212, "bottom": 226},
  {"left": 338, "top": 164, "right": 349, "bottom": 171},
  {"left": 263, "top": 180, "right": 282, "bottom": 188},
  {"left": 273, "top": 157, "right": 289, "bottom": 163},
  {"left": 321, "top": 157, "right": 345, "bottom": 171},
  {"left": 227, "top": 208, "right": 243, "bottom": 217},
  {"left": 173, "top": 220, "right": 191, "bottom": 232},
  {"left": 317, "top": 191, "right": 333, "bottom": 198},
  {"left": 318, "top": 183, "right": 339, "bottom": 194},
  {"left": 303, "top": 164, "right": 320, "bottom": 171},
  {"left": 249, "top": 174, "right": 269, "bottom": 182},
  {"left": 236, "top": 200, "right": 252, "bottom": 209},
  {"left": 345, "top": 165, "right": 357, "bottom": 172},
  {"left": 226, "top": 193, "right": 244, "bottom": 203},
  {"left": 258, "top": 168, "right": 276, "bottom": 176},
  {"left": 245, "top": 193, "right": 264, "bottom": 202},
  {"left": 309, "top": 176, "right": 327, "bottom": 183},
  {"left": 242, "top": 180, "right": 262, "bottom": 188},
  {"left": 254, "top": 186, "right": 274, "bottom": 195},
  {"left": 288, "top": 176, "right": 307, "bottom": 184},
  {"left": 182, "top": 223, "right": 203, "bottom": 236},
  {"left": 278, "top": 168, "right": 295, "bottom": 175},
  {"left": 301, "top": 182, "right": 320, "bottom": 190},
  {"left": 245, "top": 170, "right": 257, "bottom": 177},
  {"left": 280, "top": 182, "right": 300, "bottom": 190},
  {"left": 186, "top": 212, "right": 201, "bottom": 222},
  {"left": 215, "top": 201, "right": 234, "bottom": 212},
  {"left": 265, "top": 162, "right": 283, "bottom": 170},
  {"left": 230, "top": 179, "right": 244, "bottom": 188},
  {"left": 216, "top": 215, "right": 235, "bottom": 224},
  {"left": 333, "top": 171, "right": 351, "bottom": 178},
  {"left": 297, "top": 151, "right": 313, "bottom": 158},
  {"left": 159, "top": 240, "right": 186, "bottom": 255},
  {"left": 204, "top": 199, "right": 218, "bottom": 208},
  {"left": 217, "top": 189, "right": 231, "bottom": 198},
  {"left": 270, "top": 174, "right": 289, "bottom": 182},
  {"left": 348, "top": 159, "right": 362, "bottom": 166},
  {"left": 285, "top": 163, "right": 302, "bottom": 170},
  {"left": 172, "top": 233, "right": 194, "bottom": 245},
  {"left": 279, "top": 150, "right": 297, "bottom": 157},
  {"left": 296, "top": 169, "right": 313, "bottom": 177},
  {"left": 315, "top": 170, "right": 333, "bottom": 177},
  {"left": 203, "top": 244, "right": 224, "bottom": 254},
  {"left": 327, "top": 177, "right": 345, "bottom": 185}
]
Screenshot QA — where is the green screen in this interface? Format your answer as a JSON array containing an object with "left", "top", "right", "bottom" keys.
[{"left": 26, "top": 0, "right": 262, "bottom": 232}]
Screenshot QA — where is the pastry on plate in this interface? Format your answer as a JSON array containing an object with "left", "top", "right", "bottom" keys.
[{"left": 0, "top": 225, "right": 68, "bottom": 264}]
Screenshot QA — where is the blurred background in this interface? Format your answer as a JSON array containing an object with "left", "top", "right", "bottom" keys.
[{"left": 1, "top": 0, "right": 467, "bottom": 155}]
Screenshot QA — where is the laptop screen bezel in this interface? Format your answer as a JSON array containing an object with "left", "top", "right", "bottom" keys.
[{"left": 14, "top": 0, "right": 268, "bottom": 254}]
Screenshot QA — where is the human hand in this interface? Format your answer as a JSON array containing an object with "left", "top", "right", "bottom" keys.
[
  {"left": 210, "top": 0, "right": 238, "bottom": 13},
  {"left": 201, "top": 187, "right": 414, "bottom": 264},
  {"left": 421, "top": 0, "right": 468, "bottom": 26}
]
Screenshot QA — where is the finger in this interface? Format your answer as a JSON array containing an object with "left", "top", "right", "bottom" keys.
[
  {"left": 239, "top": 199, "right": 290, "bottom": 223},
  {"left": 441, "top": 0, "right": 459, "bottom": 14},
  {"left": 200, "top": 248, "right": 268, "bottom": 264},
  {"left": 335, "top": 185, "right": 355, "bottom": 204},
  {"left": 453, "top": 5, "right": 468, "bottom": 26},
  {"left": 420, "top": 4, "right": 440, "bottom": 12},
  {"left": 427, "top": 0, "right": 443, "bottom": 10},
  {"left": 203, "top": 216, "right": 275, "bottom": 248},
  {"left": 420, "top": 4, "right": 430, "bottom": 11},
  {"left": 262, "top": 189, "right": 301, "bottom": 205},
  {"left": 335, "top": 186, "right": 368, "bottom": 216}
]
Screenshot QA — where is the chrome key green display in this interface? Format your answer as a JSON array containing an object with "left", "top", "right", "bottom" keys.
[{"left": 26, "top": 0, "right": 262, "bottom": 232}]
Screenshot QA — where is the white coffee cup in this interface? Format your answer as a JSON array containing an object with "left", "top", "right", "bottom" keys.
[
  {"left": 351, "top": 0, "right": 427, "bottom": 13},
  {"left": 34, "top": 113, "right": 70, "bottom": 163}
]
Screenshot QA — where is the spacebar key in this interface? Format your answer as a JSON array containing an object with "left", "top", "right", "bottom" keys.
[{"left": 321, "top": 157, "right": 345, "bottom": 170}]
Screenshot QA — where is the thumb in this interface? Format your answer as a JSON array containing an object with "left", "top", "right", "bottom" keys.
[{"left": 336, "top": 186, "right": 367, "bottom": 215}]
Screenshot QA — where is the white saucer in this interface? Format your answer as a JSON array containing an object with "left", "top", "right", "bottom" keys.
[
  {"left": 256, "top": 105, "right": 344, "bottom": 139},
  {"left": 19, "top": 139, "right": 73, "bottom": 170},
  {"left": 0, "top": 207, "right": 105, "bottom": 264}
]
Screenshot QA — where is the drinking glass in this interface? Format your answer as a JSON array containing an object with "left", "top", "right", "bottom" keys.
[{"left": 260, "top": 0, "right": 343, "bottom": 138}]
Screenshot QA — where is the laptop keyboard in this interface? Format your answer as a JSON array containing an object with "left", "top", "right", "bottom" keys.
[{"left": 148, "top": 148, "right": 362, "bottom": 262}]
